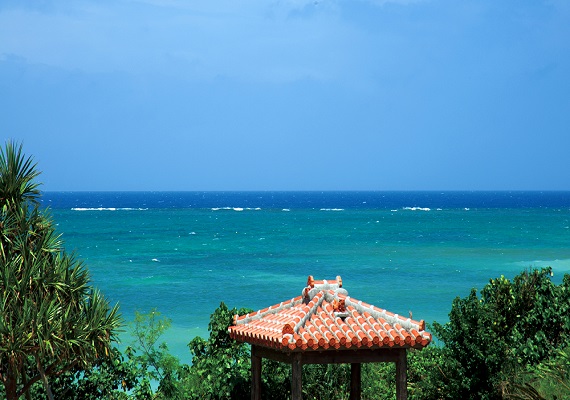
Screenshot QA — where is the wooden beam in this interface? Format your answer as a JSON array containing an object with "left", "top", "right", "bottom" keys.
[
  {"left": 350, "top": 363, "right": 361, "bottom": 400},
  {"left": 252, "top": 346, "right": 402, "bottom": 365},
  {"left": 292, "top": 353, "right": 303, "bottom": 400},
  {"left": 251, "top": 349, "right": 262, "bottom": 400},
  {"left": 300, "top": 349, "right": 400, "bottom": 365},
  {"left": 395, "top": 349, "right": 408, "bottom": 400},
  {"left": 253, "top": 345, "right": 297, "bottom": 364}
]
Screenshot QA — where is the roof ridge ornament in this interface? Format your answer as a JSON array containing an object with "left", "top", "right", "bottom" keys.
[{"left": 303, "top": 275, "right": 347, "bottom": 302}]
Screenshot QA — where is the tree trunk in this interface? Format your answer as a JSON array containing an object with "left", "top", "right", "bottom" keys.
[
  {"left": 3, "top": 361, "right": 19, "bottom": 400},
  {"left": 4, "top": 376, "right": 19, "bottom": 400},
  {"left": 35, "top": 356, "right": 54, "bottom": 400},
  {"left": 21, "top": 366, "right": 33, "bottom": 400}
]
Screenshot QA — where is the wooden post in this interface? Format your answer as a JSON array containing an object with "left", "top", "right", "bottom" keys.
[
  {"left": 292, "top": 353, "right": 303, "bottom": 400},
  {"left": 350, "top": 363, "right": 361, "bottom": 400},
  {"left": 251, "top": 346, "right": 262, "bottom": 400},
  {"left": 395, "top": 349, "right": 408, "bottom": 400}
]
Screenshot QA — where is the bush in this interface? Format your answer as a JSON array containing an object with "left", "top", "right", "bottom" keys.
[
  {"left": 185, "top": 302, "right": 253, "bottom": 399},
  {"left": 432, "top": 268, "right": 570, "bottom": 399}
]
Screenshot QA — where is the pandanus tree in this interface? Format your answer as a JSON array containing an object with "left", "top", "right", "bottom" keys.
[{"left": 0, "top": 141, "right": 121, "bottom": 399}]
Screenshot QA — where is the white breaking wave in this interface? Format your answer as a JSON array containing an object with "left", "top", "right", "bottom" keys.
[
  {"left": 211, "top": 207, "right": 261, "bottom": 211},
  {"left": 72, "top": 207, "right": 148, "bottom": 211},
  {"left": 402, "top": 207, "right": 431, "bottom": 211},
  {"left": 320, "top": 208, "right": 344, "bottom": 211}
]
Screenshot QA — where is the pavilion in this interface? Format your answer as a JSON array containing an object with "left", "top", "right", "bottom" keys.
[{"left": 228, "top": 275, "right": 432, "bottom": 400}]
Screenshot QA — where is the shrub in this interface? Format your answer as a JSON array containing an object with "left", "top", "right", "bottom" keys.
[{"left": 432, "top": 268, "right": 570, "bottom": 399}]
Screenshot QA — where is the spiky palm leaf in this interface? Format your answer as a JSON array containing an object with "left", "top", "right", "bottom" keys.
[
  {"left": 0, "top": 141, "right": 41, "bottom": 209},
  {"left": 0, "top": 141, "right": 122, "bottom": 400}
]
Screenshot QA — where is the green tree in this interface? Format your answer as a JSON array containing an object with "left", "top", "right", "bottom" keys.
[
  {"left": 0, "top": 141, "right": 122, "bottom": 400},
  {"left": 186, "top": 302, "right": 253, "bottom": 399},
  {"left": 432, "top": 268, "right": 570, "bottom": 399},
  {"left": 127, "top": 309, "right": 188, "bottom": 399}
]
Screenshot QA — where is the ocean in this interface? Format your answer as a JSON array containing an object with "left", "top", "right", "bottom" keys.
[{"left": 41, "top": 191, "right": 570, "bottom": 364}]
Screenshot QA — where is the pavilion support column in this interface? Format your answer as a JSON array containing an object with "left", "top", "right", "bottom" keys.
[
  {"left": 395, "top": 349, "right": 408, "bottom": 400},
  {"left": 292, "top": 353, "right": 303, "bottom": 400},
  {"left": 350, "top": 363, "right": 361, "bottom": 400},
  {"left": 251, "top": 346, "right": 262, "bottom": 400}
]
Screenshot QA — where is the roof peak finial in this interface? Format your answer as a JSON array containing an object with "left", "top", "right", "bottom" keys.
[
  {"left": 302, "top": 275, "right": 347, "bottom": 301},
  {"left": 307, "top": 275, "right": 315, "bottom": 288}
]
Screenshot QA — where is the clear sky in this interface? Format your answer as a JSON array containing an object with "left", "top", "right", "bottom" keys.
[{"left": 1, "top": 0, "right": 569, "bottom": 191}]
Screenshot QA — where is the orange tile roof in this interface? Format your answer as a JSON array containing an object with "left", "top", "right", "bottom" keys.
[{"left": 229, "top": 276, "right": 432, "bottom": 351}]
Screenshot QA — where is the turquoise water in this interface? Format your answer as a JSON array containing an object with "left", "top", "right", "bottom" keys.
[{"left": 44, "top": 192, "right": 570, "bottom": 364}]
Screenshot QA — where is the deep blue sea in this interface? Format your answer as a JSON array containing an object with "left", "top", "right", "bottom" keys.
[{"left": 41, "top": 191, "right": 570, "bottom": 364}]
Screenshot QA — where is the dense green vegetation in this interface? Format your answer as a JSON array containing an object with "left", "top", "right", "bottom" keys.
[
  {"left": 3, "top": 141, "right": 570, "bottom": 399},
  {"left": 10, "top": 267, "right": 570, "bottom": 400},
  {"left": 0, "top": 141, "right": 121, "bottom": 399},
  {"left": 431, "top": 268, "right": 570, "bottom": 399}
]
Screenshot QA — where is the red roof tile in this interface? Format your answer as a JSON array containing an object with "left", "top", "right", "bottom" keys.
[{"left": 229, "top": 276, "right": 432, "bottom": 351}]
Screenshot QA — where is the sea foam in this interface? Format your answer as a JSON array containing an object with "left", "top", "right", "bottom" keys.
[
  {"left": 211, "top": 207, "right": 261, "bottom": 211},
  {"left": 72, "top": 207, "right": 148, "bottom": 211},
  {"left": 403, "top": 207, "right": 431, "bottom": 211}
]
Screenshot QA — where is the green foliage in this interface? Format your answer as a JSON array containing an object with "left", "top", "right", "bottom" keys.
[
  {"left": 30, "top": 269, "right": 570, "bottom": 400},
  {"left": 127, "top": 309, "right": 188, "bottom": 399},
  {"left": 302, "top": 364, "right": 351, "bottom": 400},
  {"left": 0, "top": 141, "right": 122, "bottom": 400},
  {"left": 186, "top": 302, "right": 253, "bottom": 399},
  {"left": 0, "top": 141, "right": 41, "bottom": 208},
  {"left": 536, "top": 347, "right": 570, "bottom": 397},
  {"left": 130, "top": 309, "right": 177, "bottom": 383},
  {"left": 36, "top": 309, "right": 192, "bottom": 400},
  {"left": 259, "top": 358, "right": 290, "bottom": 400},
  {"left": 406, "top": 345, "right": 456, "bottom": 399},
  {"left": 505, "top": 346, "right": 570, "bottom": 400},
  {"left": 29, "top": 347, "right": 138, "bottom": 399},
  {"left": 432, "top": 267, "right": 570, "bottom": 399}
]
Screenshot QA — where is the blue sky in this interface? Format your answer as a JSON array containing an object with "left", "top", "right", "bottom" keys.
[{"left": 1, "top": 0, "right": 569, "bottom": 191}]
